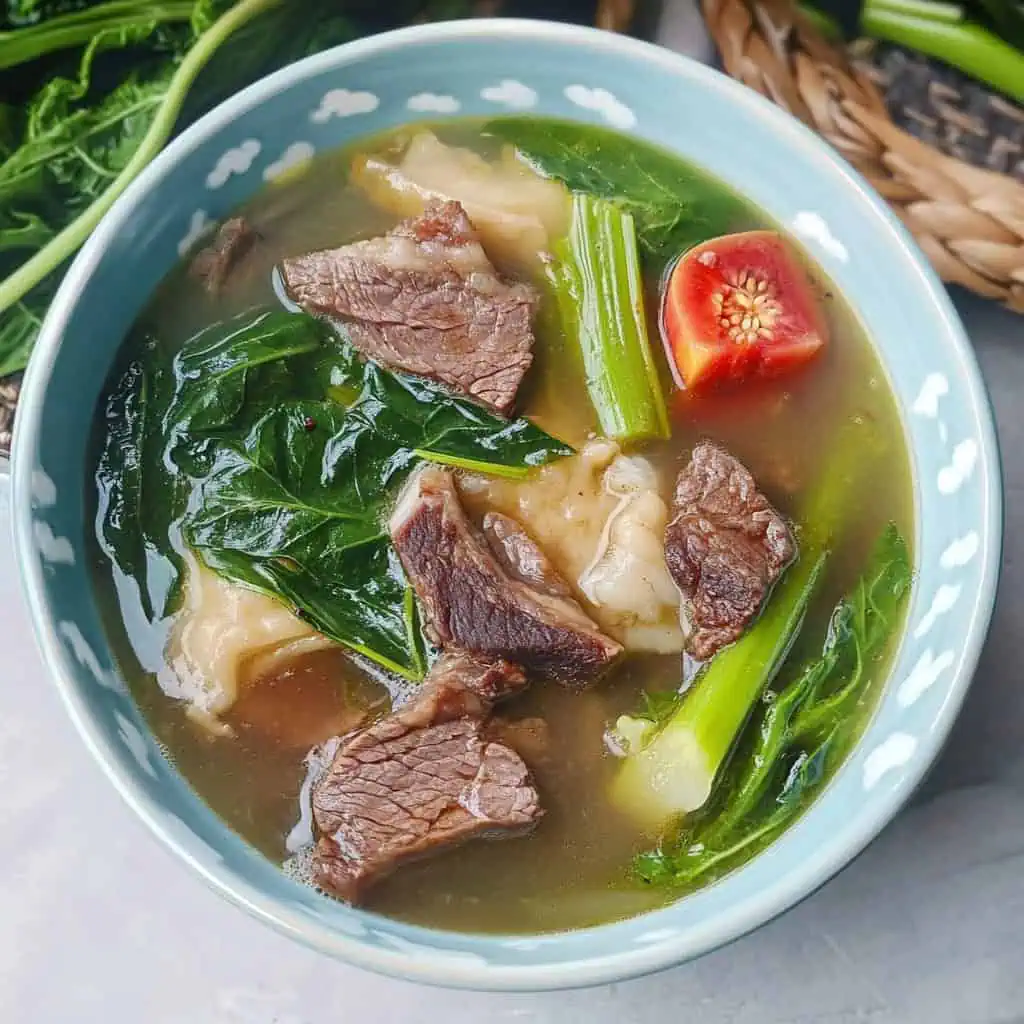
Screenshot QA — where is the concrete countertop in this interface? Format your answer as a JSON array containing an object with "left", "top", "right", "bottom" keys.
[{"left": 2, "top": 8, "right": 1022, "bottom": 1020}]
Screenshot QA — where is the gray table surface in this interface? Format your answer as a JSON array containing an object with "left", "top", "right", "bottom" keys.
[{"left": 3, "top": 9, "right": 1024, "bottom": 1021}]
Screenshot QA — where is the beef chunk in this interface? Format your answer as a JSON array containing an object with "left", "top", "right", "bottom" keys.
[
  {"left": 189, "top": 217, "right": 258, "bottom": 294},
  {"left": 482, "top": 512, "right": 574, "bottom": 600},
  {"left": 311, "top": 650, "right": 538, "bottom": 902},
  {"left": 390, "top": 465, "right": 623, "bottom": 689},
  {"left": 412, "top": 649, "right": 528, "bottom": 713},
  {"left": 664, "top": 442, "right": 796, "bottom": 661},
  {"left": 280, "top": 200, "right": 537, "bottom": 415}
]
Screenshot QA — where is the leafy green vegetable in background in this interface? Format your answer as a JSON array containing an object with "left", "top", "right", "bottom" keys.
[
  {"left": 485, "top": 117, "right": 751, "bottom": 263},
  {"left": 97, "top": 308, "right": 572, "bottom": 678},
  {"left": 0, "top": 0, "right": 193, "bottom": 69},
  {"left": 634, "top": 524, "right": 912, "bottom": 889},
  {"left": 0, "top": 0, "right": 471, "bottom": 382}
]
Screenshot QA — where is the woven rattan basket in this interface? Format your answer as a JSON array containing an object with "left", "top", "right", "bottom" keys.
[{"left": 700, "top": 0, "right": 1024, "bottom": 312}]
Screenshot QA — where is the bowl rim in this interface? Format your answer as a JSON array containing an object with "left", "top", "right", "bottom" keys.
[{"left": 10, "top": 17, "right": 1002, "bottom": 991}]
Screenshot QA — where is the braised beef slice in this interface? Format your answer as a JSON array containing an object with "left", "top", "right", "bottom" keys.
[
  {"left": 665, "top": 442, "right": 796, "bottom": 661},
  {"left": 189, "top": 217, "right": 259, "bottom": 294},
  {"left": 311, "top": 650, "right": 538, "bottom": 902},
  {"left": 390, "top": 465, "right": 623, "bottom": 689},
  {"left": 482, "top": 512, "right": 574, "bottom": 600},
  {"left": 279, "top": 200, "right": 537, "bottom": 416}
]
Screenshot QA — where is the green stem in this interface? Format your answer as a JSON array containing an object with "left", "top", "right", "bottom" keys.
[
  {"left": 0, "top": 1, "right": 195, "bottom": 70},
  {"left": 868, "top": 0, "right": 966, "bottom": 24},
  {"left": 614, "top": 421, "right": 878, "bottom": 828},
  {"left": 553, "top": 193, "right": 670, "bottom": 443},
  {"left": 612, "top": 551, "right": 828, "bottom": 827},
  {"left": 0, "top": 0, "right": 284, "bottom": 318},
  {"left": 411, "top": 449, "right": 536, "bottom": 479},
  {"left": 862, "top": 9, "right": 1024, "bottom": 101}
]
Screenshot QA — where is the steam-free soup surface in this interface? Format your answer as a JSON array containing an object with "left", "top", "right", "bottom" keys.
[{"left": 90, "top": 119, "right": 913, "bottom": 933}]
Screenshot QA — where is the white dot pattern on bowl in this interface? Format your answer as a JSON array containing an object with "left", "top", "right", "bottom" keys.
[
  {"left": 480, "top": 80, "right": 537, "bottom": 108},
  {"left": 938, "top": 439, "right": 979, "bottom": 495},
  {"left": 863, "top": 732, "right": 918, "bottom": 789},
  {"left": 564, "top": 84, "right": 636, "bottom": 129},
  {"left": 205, "top": 140, "right": 261, "bottom": 190},
  {"left": 176, "top": 210, "right": 213, "bottom": 257},
  {"left": 310, "top": 89, "right": 379, "bottom": 122},
  {"left": 407, "top": 92, "right": 461, "bottom": 114},
  {"left": 263, "top": 141, "right": 316, "bottom": 183},
  {"left": 898, "top": 648, "right": 956, "bottom": 707},
  {"left": 940, "top": 532, "right": 980, "bottom": 569}
]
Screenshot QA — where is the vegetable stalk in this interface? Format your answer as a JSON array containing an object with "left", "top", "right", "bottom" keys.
[
  {"left": 0, "top": 1, "right": 195, "bottom": 71},
  {"left": 634, "top": 523, "right": 911, "bottom": 888},
  {"left": 612, "top": 420, "right": 879, "bottom": 828},
  {"left": 611, "top": 550, "right": 827, "bottom": 826},
  {"left": 801, "top": 0, "right": 1024, "bottom": 102},
  {"left": 0, "top": 0, "right": 285, "bottom": 319},
  {"left": 552, "top": 193, "right": 670, "bottom": 443}
]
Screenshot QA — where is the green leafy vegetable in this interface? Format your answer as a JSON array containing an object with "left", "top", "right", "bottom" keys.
[
  {"left": 0, "top": 283, "right": 50, "bottom": 376},
  {"left": 97, "top": 308, "right": 572, "bottom": 679},
  {"left": 0, "top": 0, "right": 470, "bottom": 379},
  {"left": 611, "top": 549, "right": 828, "bottom": 827},
  {"left": 612, "top": 418, "right": 884, "bottom": 829},
  {"left": 551, "top": 193, "right": 669, "bottom": 443},
  {"left": 486, "top": 117, "right": 751, "bottom": 262},
  {"left": 635, "top": 524, "right": 911, "bottom": 889},
  {"left": 0, "top": 0, "right": 193, "bottom": 69}
]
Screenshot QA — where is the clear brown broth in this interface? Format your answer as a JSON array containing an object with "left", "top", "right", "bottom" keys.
[{"left": 91, "top": 120, "right": 914, "bottom": 934}]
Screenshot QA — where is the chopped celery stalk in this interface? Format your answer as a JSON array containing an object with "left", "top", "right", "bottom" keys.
[
  {"left": 552, "top": 194, "right": 670, "bottom": 443},
  {"left": 611, "top": 550, "right": 827, "bottom": 827}
]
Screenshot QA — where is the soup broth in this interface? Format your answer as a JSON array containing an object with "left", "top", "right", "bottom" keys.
[{"left": 89, "top": 118, "right": 913, "bottom": 933}]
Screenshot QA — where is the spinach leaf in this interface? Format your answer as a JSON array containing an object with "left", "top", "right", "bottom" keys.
[
  {"left": 485, "top": 117, "right": 751, "bottom": 263},
  {"left": 634, "top": 524, "right": 912, "bottom": 889},
  {"left": 95, "top": 344, "right": 184, "bottom": 619},
  {"left": 163, "top": 308, "right": 323, "bottom": 440},
  {"left": 0, "top": 0, "right": 472, "bottom": 379},
  {"left": 355, "top": 361, "right": 574, "bottom": 477},
  {"left": 99, "top": 308, "right": 571, "bottom": 679},
  {"left": 187, "top": 400, "right": 422, "bottom": 676}
]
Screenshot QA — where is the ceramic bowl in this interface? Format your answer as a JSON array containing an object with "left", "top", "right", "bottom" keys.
[{"left": 10, "top": 19, "right": 1002, "bottom": 991}]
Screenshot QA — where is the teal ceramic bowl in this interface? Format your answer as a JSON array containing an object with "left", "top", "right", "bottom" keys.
[{"left": 10, "top": 19, "right": 1002, "bottom": 991}]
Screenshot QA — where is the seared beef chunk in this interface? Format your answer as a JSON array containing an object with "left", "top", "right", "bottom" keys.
[
  {"left": 390, "top": 465, "right": 623, "bottom": 689},
  {"left": 482, "top": 511, "right": 574, "bottom": 600},
  {"left": 664, "top": 442, "right": 796, "bottom": 661},
  {"left": 280, "top": 200, "right": 537, "bottom": 416},
  {"left": 190, "top": 217, "right": 258, "bottom": 294},
  {"left": 418, "top": 648, "right": 528, "bottom": 709},
  {"left": 311, "top": 651, "right": 538, "bottom": 902}
]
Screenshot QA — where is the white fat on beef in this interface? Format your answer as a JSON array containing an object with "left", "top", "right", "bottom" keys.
[
  {"left": 459, "top": 440, "right": 685, "bottom": 654},
  {"left": 351, "top": 131, "right": 569, "bottom": 265},
  {"left": 161, "top": 556, "right": 334, "bottom": 734}
]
